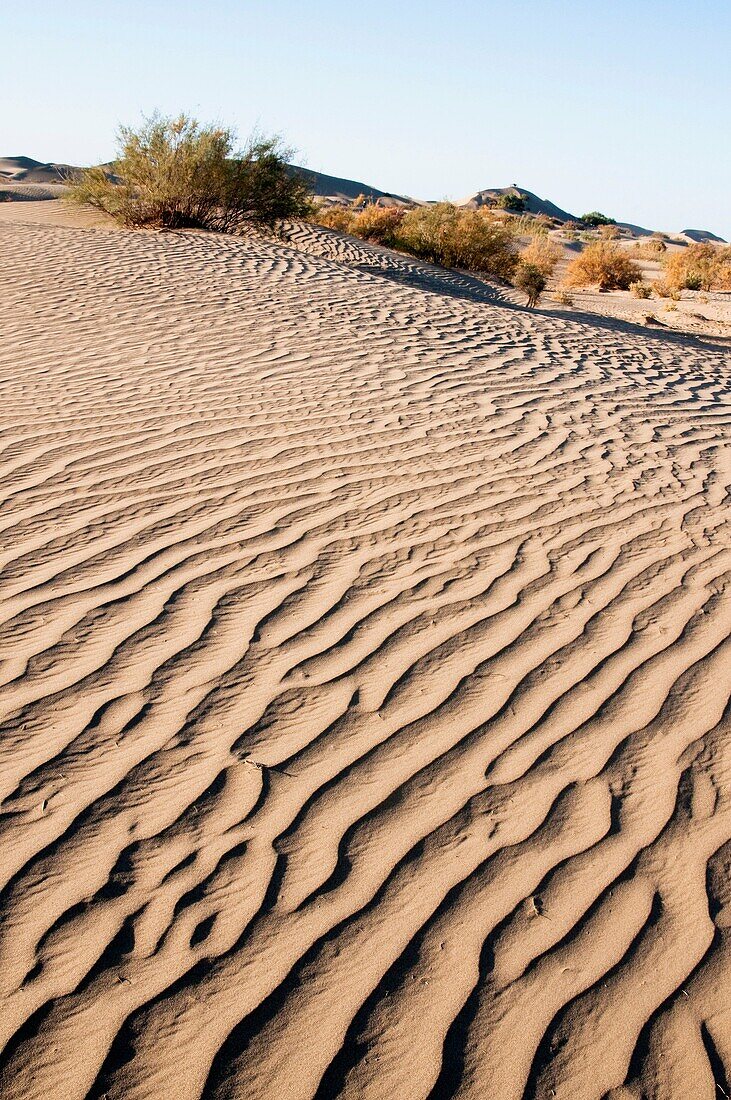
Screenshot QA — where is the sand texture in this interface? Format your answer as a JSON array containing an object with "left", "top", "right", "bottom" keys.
[{"left": 0, "top": 204, "right": 730, "bottom": 1100}]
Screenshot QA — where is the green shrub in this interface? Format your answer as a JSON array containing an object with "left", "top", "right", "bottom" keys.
[
  {"left": 69, "top": 113, "right": 314, "bottom": 231},
  {"left": 497, "top": 191, "right": 527, "bottom": 212},
  {"left": 514, "top": 263, "right": 546, "bottom": 307},
  {"left": 581, "top": 211, "right": 616, "bottom": 227}
]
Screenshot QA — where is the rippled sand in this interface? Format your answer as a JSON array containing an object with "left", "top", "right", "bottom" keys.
[{"left": 1, "top": 202, "right": 730, "bottom": 1100}]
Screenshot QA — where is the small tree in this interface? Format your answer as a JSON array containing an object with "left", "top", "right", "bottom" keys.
[
  {"left": 69, "top": 113, "right": 314, "bottom": 231},
  {"left": 514, "top": 263, "right": 546, "bottom": 307}
]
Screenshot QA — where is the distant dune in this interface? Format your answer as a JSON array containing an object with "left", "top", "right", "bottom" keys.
[
  {"left": 681, "top": 228, "right": 728, "bottom": 244},
  {"left": 460, "top": 184, "right": 579, "bottom": 222},
  {"left": 2, "top": 155, "right": 727, "bottom": 241},
  {"left": 0, "top": 198, "right": 729, "bottom": 1100},
  {"left": 287, "top": 163, "right": 410, "bottom": 205},
  {"left": 0, "top": 156, "right": 79, "bottom": 184},
  {"left": 0, "top": 155, "right": 408, "bottom": 208}
]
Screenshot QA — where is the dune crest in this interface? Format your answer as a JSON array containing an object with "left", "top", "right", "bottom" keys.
[{"left": 0, "top": 205, "right": 729, "bottom": 1099}]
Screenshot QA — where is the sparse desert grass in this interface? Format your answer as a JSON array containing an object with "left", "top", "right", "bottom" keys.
[
  {"left": 565, "top": 241, "right": 641, "bottom": 290},
  {"left": 554, "top": 289, "right": 574, "bottom": 306},
  {"left": 512, "top": 213, "right": 553, "bottom": 236},
  {"left": 630, "top": 281, "right": 652, "bottom": 299},
  {"left": 69, "top": 113, "right": 314, "bottom": 230}
]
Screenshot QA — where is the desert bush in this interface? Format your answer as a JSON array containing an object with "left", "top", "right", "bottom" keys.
[
  {"left": 514, "top": 263, "right": 546, "bottom": 307},
  {"left": 581, "top": 211, "right": 616, "bottom": 227},
  {"left": 565, "top": 241, "right": 641, "bottom": 290},
  {"left": 628, "top": 239, "right": 667, "bottom": 259},
  {"left": 396, "top": 203, "right": 518, "bottom": 277},
  {"left": 69, "top": 113, "right": 313, "bottom": 231},
  {"left": 315, "top": 204, "right": 357, "bottom": 234},
  {"left": 512, "top": 213, "right": 552, "bottom": 237},
  {"left": 554, "top": 289, "right": 574, "bottom": 306},
  {"left": 630, "top": 281, "right": 652, "bottom": 299},
  {"left": 662, "top": 242, "right": 731, "bottom": 292},
  {"left": 653, "top": 279, "right": 680, "bottom": 300},
  {"left": 519, "top": 235, "right": 561, "bottom": 278},
  {"left": 352, "top": 203, "right": 404, "bottom": 245},
  {"left": 497, "top": 191, "right": 527, "bottom": 212},
  {"left": 600, "top": 224, "right": 621, "bottom": 240}
]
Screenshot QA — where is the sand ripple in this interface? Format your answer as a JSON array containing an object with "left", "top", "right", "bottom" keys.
[{"left": 0, "top": 210, "right": 730, "bottom": 1099}]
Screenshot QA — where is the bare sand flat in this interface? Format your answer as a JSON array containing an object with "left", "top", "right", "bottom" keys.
[{"left": 0, "top": 203, "right": 730, "bottom": 1100}]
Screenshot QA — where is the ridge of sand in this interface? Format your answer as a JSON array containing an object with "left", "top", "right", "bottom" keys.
[{"left": 0, "top": 203, "right": 730, "bottom": 1100}]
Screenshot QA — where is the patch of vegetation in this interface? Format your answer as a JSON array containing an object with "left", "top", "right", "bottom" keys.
[
  {"left": 581, "top": 211, "right": 616, "bottom": 227},
  {"left": 514, "top": 263, "right": 546, "bottom": 307},
  {"left": 69, "top": 113, "right": 314, "bottom": 231},
  {"left": 564, "top": 241, "right": 641, "bottom": 290},
  {"left": 653, "top": 279, "right": 680, "bottom": 300},
  {"left": 497, "top": 191, "right": 528, "bottom": 212},
  {"left": 397, "top": 204, "right": 518, "bottom": 277},
  {"left": 628, "top": 238, "right": 667, "bottom": 259},
  {"left": 662, "top": 242, "right": 731, "bottom": 292},
  {"left": 519, "top": 235, "right": 561, "bottom": 278},
  {"left": 630, "top": 281, "right": 652, "bottom": 299},
  {"left": 512, "top": 213, "right": 552, "bottom": 237},
  {"left": 318, "top": 201, "right": 518, "bottom": 279}
]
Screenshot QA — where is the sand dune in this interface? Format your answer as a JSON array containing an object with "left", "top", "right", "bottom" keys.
[{"left": 0, "top": 202, "right": 729, "bottom": 1100}]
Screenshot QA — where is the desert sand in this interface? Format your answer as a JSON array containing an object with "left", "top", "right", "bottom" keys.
[{"left": 0, "top": 199, "right": 730, "bottom": 1100}]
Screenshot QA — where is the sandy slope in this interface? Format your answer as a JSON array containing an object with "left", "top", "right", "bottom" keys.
[{"left": 0, "top": 203, "right": 730, "bottom": 1100}]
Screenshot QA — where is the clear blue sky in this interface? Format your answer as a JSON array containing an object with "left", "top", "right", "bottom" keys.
[{"left": 4, "top": 0, "right": 730, "bottom": 237}]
